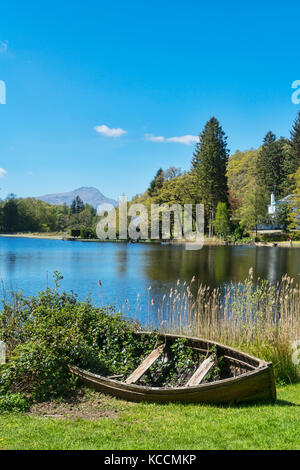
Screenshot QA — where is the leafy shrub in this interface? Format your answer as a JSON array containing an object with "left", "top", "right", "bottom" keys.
[
  {"left": 80, "top": 227, "right": 96, "bottom": 239},
  {"left": 228, "top": 226, "right": 249, "bottom": 241},
  {"left": 289, "top": 231, "right": 300, "bottom": 241},
  {"left": 257, "top": 232, "right": 300, "bottom": 242},
  {"left": 97, "top": 330, "right": 158, "bottom": 376},
  {"left": 258, "top": 233, "right": 288, "bottom": 242},
  {"left": 0, "top": 392, "right": 30, "bottom": 413},
  {"left": 0, "top": 272, "right": 144, "bottom": 401}
]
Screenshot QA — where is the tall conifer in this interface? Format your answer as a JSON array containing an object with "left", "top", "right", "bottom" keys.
[
  {"left": 257, "top": 131, "right": 285, "bottom": 198},
  {"left": 192, "top": 117, "right": 229, "bottom": 235}
]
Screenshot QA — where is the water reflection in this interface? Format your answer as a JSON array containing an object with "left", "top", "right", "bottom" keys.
[
  {"left": 0, "top": 237, "right": 299, "bottom": 322},
  {"left": 114, "top": 245, "right": 129, "bottom": 276}
]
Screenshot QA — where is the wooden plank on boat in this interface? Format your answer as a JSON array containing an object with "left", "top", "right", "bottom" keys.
[
  {"left": 125, "top": 344, "right": 165, "bottom": 384},
  {"left": 223, "top": 355, "right": 256, "bottom": 370},
  {"left": 186, "top": 355, "right": 215, "bottom": 387}
]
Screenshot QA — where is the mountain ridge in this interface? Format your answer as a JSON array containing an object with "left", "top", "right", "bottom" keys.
[{"left": 36, "top": 187, "right": 118, "bottom": 209}]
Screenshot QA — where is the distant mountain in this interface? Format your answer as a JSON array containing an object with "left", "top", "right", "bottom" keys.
[{"left": 36, "top": 187, "right": 118, "bottom": 209}]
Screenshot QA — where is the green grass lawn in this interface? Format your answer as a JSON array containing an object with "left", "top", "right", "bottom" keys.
[{"left": 0, "top": 383, "right": 299, "bottom": 450}]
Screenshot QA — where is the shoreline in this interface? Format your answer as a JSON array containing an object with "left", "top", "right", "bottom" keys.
[
  {"left": 1, "top": 232, "right": 300, "bottom": 247},
  {"left": 0, "top": 233, "right": 64, "bottom": 240}
]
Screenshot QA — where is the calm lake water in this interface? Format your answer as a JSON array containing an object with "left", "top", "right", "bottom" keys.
[{"left": 0, "top": 237, "right": 299, "bottom": 322}]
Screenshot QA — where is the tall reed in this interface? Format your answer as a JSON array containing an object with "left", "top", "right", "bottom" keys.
[{"left": 144, "top": 269, "right": 300, "bottom": 384}]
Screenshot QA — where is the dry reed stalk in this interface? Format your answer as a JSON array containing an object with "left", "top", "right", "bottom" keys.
[{"left": 138, "top": 269, "right": 300, "bottom": 383}]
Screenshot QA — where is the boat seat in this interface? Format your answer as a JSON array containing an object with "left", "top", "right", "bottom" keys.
[
  {"left": 185, "top": 355, "right": 215, "bottom": 387},
  {"left": 125, "top": 344, "right": 165, "bottom": 384}
]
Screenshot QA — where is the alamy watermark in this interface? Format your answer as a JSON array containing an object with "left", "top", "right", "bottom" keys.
[
  {"left": 0, "top": 341, "right": 6, "bottom": 364},
  {"left": 96, "top": 196, "right": 204, "bottom": 250},
  {"left": 291, "top": 340, "right": 300, "bottom": 366},
  {"left": 0, "top": 80, "right": 6, "bottom": 104},
  {"left": 291, "top": 80, "right": 300, "bottom": 104}
]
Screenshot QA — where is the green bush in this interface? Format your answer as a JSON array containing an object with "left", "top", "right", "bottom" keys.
[
  {"left": 80, "top": 227, "right": 96, "bottom": 239},
  {"left": 289, "top": 231, "right": 300, "bottom": 241},
  {"left": 231, "top": 226, "right": 248, "bottom": 241},
  {"left": 227, "top": 226, "right": 252, "bottom": 243},
  {"left": 0, "top": 392, "right": 30, "bottom": 413},
  {"left": 0, "top": 272, "right": 150, "bottom": 402},
  {"left": 256, "top": 232, "right": 300, "bottom": 242},
  {"left": 259, "top": 233, "right": 288, "bottom": 242}
]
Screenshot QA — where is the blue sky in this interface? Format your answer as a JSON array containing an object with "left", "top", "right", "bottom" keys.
[{"left": 0, "top": 0, "right": 300, "bottom": 201}]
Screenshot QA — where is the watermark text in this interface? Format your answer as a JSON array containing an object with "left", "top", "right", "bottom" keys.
[
  {"left": 291, "top": 80, "right": 300, "bottom": 104},
  {"left": 0, "top": 80, "right": 6, "bottom": 104},
  {"left": 96, "top": 196, "right": 204, "bottom": 250}
]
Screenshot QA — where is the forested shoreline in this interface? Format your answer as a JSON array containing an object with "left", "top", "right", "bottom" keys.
[
  {"left": 129, "top": 111, "right": 300, "bottom": 239},
  {"left": 1, "top": 111, "right": 300, "bottom": 240},
  {"left": 0, "top": 195, "right": 97, "bottom": 238}
]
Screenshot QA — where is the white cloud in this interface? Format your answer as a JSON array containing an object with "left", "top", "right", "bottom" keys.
[
  {"left": 144, "top": 134, "right": 165, "bottom": 143},
  {"left": 166, "top": 135, "right": 199, "bottom": 145},
  {"left": 0, "top": 40, "right": 8, "bottom": 54},
  {"left": 145, "top": 133, "right": 198, "bottom": 146},
  {"left": 94, "top": 124, "right": 127, "bottom": 138},
  {"left": 0, "top": 168, "right": 7, "bottom": 177}
]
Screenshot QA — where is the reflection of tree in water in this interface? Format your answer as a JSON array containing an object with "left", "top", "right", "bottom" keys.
[
  {"left": 143, "top": 245, "right": 300, "bottom": 291},
  {"left": 6, "top": 252, "right": 36, "bottom": 275},
  {"left": 118, "top": 244, "right": 300, "bottom": 326},
  {"left": 7, "top": 253, "right": 17, "bottom": 268},
  {"left": 143, "top": 246, "right": 241, "bottom": 288},
  {"left": 114, "top": 246, "right": 129, "bottom": 276},
  {"left": 2, "top": 251, "right": 37, "bottom": 293}
]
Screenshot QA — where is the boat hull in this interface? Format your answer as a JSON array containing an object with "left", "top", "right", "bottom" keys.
[{"left": 69, "top": 333, "right": 276, "bottom": 404}]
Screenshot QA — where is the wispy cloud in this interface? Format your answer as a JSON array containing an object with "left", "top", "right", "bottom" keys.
[
  {"left": 144, "top": 134, "right": 165, "bottom": 143},
  {"left": 94, "top": 124, "right": 127, "bottom": 138},
  {"left": 0, "top": 168, "right": 7, "bottom": 177},
  {"left": 145, "top": 133, "right": 198, "bottom": 146},
  {"left": 0, "top": 40, "right": 8, "bottom": 54}
]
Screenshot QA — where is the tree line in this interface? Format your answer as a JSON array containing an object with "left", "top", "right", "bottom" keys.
[
  {"left": 131, "top": 111, "right": 300, "bottom": 239},
  {"left": 0, "top": 195, "right": 97, "bottom": 238}
]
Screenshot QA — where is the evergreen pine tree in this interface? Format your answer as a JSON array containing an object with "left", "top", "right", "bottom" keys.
[
  {"left": 70, "top": 199, "right": 77, "bottom": 214},
  {"left": 290, "top": 111, "right": 300, "bottom": 166},
  {"left": 148, "top": 168, "right": 164, "bottom": 197},
  {"left": 192, "top": 117, "right": 229, "bottom": 235},
  {"left": 191, "top": 140, "right": 201, "bottom": 170},
  {"left": 280, "top": 113, "right": 300, "bottom": 195},
  {"left": 257, "top": 132, "right": 285, "bottom": 198},
  {"left": 75, "top": 196, "right": 84, "bottom": 213},
  {"left": 70, "top": 196, "right": 84, "bottom": 214}
]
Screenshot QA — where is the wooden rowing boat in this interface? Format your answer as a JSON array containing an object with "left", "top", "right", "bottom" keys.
[{"left": 68, "top": 332, "right": 276, "bottom": 404}]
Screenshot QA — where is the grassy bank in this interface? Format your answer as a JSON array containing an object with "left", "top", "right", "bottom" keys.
[{"left": 0, "top": 384, "right": 299, "bottom": 450}]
